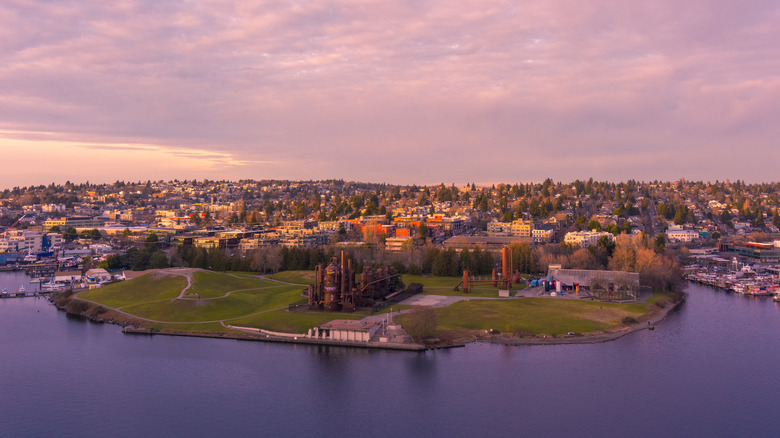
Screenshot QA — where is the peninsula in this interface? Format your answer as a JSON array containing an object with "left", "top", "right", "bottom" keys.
[{"left": 51, "top": 268, "right": 684, "bottom": 349}]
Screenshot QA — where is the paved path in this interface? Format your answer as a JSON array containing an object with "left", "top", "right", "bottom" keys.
[{"left": 167, "top": 268, "right": 197, "bottom": 300}]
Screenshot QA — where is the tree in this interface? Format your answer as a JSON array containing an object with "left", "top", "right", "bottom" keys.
[
  {"left": 99, "top": 254, "right": 123, "bottom": 270},
  {"left": 63, "top": 227, "right": 78, "bottom": 242},
  {"left": 417, "top": 223, "right": 429, "bottom": 241},
  {"left": 131, "top": 250, "right": 150, "bottom": 271},
  {"left": 404, "top": 307, "right": 437, "bottom": 341},
  {"left": 145, "top": 232, "right": 160, "bottom": 250},
  {"left": 655, "top": 234, "right": 666, "bottom": 252},
  {"left": 753, "top": 208, "right": 765, "bottom": 228},
  {"left": 148, "top": 251, "right": 169, "bottom": 269},
  {"left": 673, "top": 207, "right": 687, "bottom": 225},
  {"left": 587, "top": 220, "right": 602, "bottom": 232},
  {"left": 459, "top": 248, "right": 476, "bottom": 274}
]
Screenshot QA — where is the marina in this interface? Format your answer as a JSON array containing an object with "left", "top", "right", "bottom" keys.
[{"left": 684, "top": 264, "right": 780, "bottom": 297}]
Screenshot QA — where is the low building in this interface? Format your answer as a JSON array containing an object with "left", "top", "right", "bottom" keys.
[
  {"left": 43, "top": 216, "right": 106, "bottom": 232},
  {"left": 564, "top": 230, "right": 613, "bottom": 248},
  {"left": 547, "top": 267, "right": 640, "bottom": 300},
  {"left": 666, "top": 229, "right": 700, "bottom": 243},
  {"left": 54, "top": 270, "right": 82, "bottom": 284},
  {"left": 532, "top": 224, "right": 556, "bottom": 243},
  {"left": 85, "top": 268, "right": 112, "bottom": 283},
  {"left": 511, "top": 219, "right": 534, "bottom": 237},
  {"left": 385, "top": 236, "right": 413, "bottom": 251},
  {"left": 719, "top": 241, "right": 780, "bottom": 263},
  {"left": 308, "top": 320, "right": 381, "bottom": 343},
  {"left": 487, "top": 220, "right": 512, "bottom": 236}
]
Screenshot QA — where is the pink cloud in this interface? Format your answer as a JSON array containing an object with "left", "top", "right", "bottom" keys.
[{"left": 1, "top": 0, "right": 780, "bottom": 187}]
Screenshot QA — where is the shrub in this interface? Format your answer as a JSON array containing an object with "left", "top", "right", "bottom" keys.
[
  {"left": 390, "top": 260, "right": 407, "bottom": 275},
  {"left": 65, "top": 300, "right": 90, "bottom": 315},
  {"left": 86, "top": 305, "right": 108, "bottom": 318},
  {"left": 621, "top": 316, "right": 638, "bottom": 325}
]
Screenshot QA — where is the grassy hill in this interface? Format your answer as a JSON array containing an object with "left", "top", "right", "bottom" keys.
[{"left": 78, "top": 270, "right": 309, "bottom": 329}]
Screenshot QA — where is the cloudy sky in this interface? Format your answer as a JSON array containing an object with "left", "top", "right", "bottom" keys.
[{"left": 2, "top": 0, "right": 779, "bottom": 189}]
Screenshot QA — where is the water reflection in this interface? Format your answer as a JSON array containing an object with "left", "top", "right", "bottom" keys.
[{"left": 1, "top": 276, "right": 780, "bottom": 437}]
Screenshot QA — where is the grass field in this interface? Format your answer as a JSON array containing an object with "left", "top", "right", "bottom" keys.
[
  {"left": 267, "top": 270, "right": 315, "bottom": 285},
  {"left": 187, "top": 271, "right": 278, "bottom": 298},
  {"left": 119, "top": 285, "right": 304, "bottom": 322},
  {"left": 80, "top": 270, "right": 308, "bottom": 323},
  {"left": 398, "top": 296, "right": 657, "bottom": 336},
  {"left": 401, "top": 274, "right": 526, "bottom": 297},
  {"left": 229, "top": 309, "right": 363, "bottom": 333},
  {"left": 80, "top": 272, "right": 186, "bottom": 308}
]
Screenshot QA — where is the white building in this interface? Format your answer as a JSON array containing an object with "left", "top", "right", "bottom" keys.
[
  {"left": 666, "top": 229, "right": 700, "bottom": 243},
  {"left": 308, "top": 320, "right": 381, "bottom": 343},
  {"left": 487, "top": 220, "right": 512, "bottom": 236},
  {"left": 0, "top": 231, "right": 43, "bottom": 253},
  {"left": 564, "top": 230, "right": 613, "bottom": 248},
  {"left": 85, "top": 268, "right": 112, "bottom": 283}
]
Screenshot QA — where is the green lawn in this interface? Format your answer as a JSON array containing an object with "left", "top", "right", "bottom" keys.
[
  {"left": 398, "top": 298, "right": 652, "bottom": 336},
  {"left": 80, "top": 272, "right": 186, "bottom": 308},
  {"left": 186, "top": 271, "right": 278, "bottom": 298},
  {"left": 119, "top": 285, "right": 304, "bottom": 322},
  {"left": 400, "top": 274, "right": 526, "bottom": 297},
  {"left": 267, "top": 270, "right": 315, "bottom": 285},
  {"left": 229, "top": 309, "right": 363, "bottom": 334}
]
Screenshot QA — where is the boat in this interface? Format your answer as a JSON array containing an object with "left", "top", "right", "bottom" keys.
[
  {"left": 41, "top": 282, "right": 64, "bottom": 292},
  {"left": 774, "top": 293, "right": 780, "bottom": 303},
  {"left": 16, "top": 285, "right": 26, "bottom": 297}
]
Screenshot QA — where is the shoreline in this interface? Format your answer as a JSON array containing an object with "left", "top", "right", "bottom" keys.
[
  {"left": 479, "top": 296, "right": 684, "bottom": 346},
  {"left": 50, "top": 288, "right": 685, "bottom": 350}
]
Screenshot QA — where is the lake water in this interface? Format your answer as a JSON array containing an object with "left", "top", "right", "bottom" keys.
[{"left": 1, "top": 271, "right": 779, "bottom": 437}]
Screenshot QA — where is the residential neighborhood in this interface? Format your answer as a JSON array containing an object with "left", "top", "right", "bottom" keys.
[{"left": 2, "top": 178, "right": 780, "bottom": 291}]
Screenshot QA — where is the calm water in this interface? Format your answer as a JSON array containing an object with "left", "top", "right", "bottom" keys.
[{"left": 1, "top": 272, "right": 779, "bottom": 438}]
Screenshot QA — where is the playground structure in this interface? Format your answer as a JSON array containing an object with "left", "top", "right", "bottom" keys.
[
  {"left": 454, "top": 247, "right": 520, "bottom": 293},
  {"left": 307, "top": 251, "right": 401, "bottom": 311}
]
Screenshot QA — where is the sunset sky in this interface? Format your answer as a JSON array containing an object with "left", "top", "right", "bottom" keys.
[{"left": 2, "top": 1, "right": 779, "bottom": 189}]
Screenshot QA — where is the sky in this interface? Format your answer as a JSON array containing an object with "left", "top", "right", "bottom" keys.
[{"left": 2, "top": 0, "right": 779, "bottom": 189}]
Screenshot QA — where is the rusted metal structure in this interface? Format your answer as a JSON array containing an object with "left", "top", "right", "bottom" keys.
[
  {"left": 308, "top": 251, "right": 400, "bottom": 311},
  {"left": 455, "top": 246, "right": 517, "bottom": 293}
]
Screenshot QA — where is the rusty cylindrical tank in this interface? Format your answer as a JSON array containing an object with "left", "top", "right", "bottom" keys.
[{"left": 323, "top": 260, "right": 342, "bottom": 311}]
